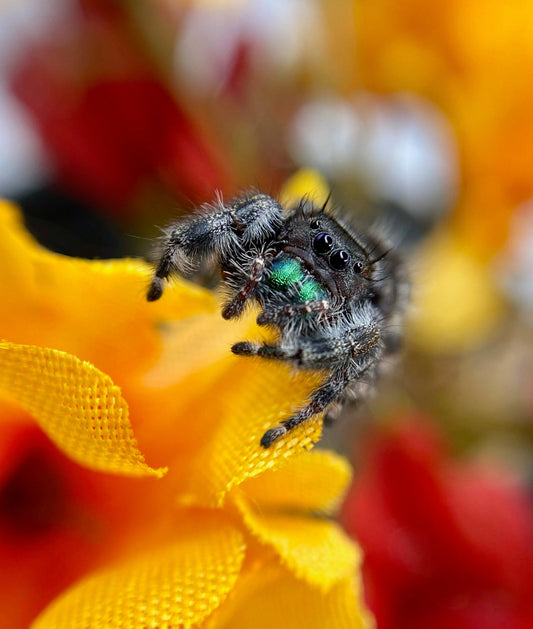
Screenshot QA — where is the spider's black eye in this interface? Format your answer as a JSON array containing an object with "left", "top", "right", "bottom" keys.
[
  {"left": 354, "top": 260, "right": 364, "bottom": 273},
  {"left": 329, "top": 249, "right": 351, "bottom": 270},
  {"left": 310, "top": 218, "right": 322, "bottom": 230},
  {"left": 313, "top": 232, "right": 334, "bottom": 254}
]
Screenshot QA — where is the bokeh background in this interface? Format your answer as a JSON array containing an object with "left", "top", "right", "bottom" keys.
[{"left": 1, "top": 1, "right": 533, "bottom": 628}]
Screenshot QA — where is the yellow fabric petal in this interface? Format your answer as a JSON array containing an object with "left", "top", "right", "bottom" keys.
[
  {"left": 141, "top": 306, "right": 332, "bottom": 501},
  {"left": 132, "top": 308, "right": 254, "bottom": 466},
  {"left": 32, "top": 513, "right": 246, "bottom": 629},
  {"left": 0, "top": 342, "right": 165, "bottom": 477},
  {"left": 209, "top": 567, "right": 372, "bottom": 629},
  {"left": 187, "top": 353, "right": 325, "bottom": 506},
  {"left": 0, "top": 200, "right": 214, "bottom": 380},
  {"left": 235, "top": 494, "right": 360, "bottom": 590},
  {"left": 239, "top": 449, "right": 352, "bottom": 514}
]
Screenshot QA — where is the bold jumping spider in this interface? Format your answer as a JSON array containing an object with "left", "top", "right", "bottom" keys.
[{"left": 147, "top": 192, "right": 408, "bottom": 447}]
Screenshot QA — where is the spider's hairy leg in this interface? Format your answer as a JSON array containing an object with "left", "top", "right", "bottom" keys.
[
  {"left": 260, "top": 371, "right": 349, "bottom": 447},
  {"left": 236, "top": 307, "right": 381, "bottom": 367},
  {"left": 147, "top": 212, "right": 234, "bottom": 301},
  {"left": 257, "top": 299, "right": 331, "bottom": 326},
  {"left": 147, "top": 225, "right": 187, "bottom": 301},
  {"left": 147, "top": 193, "right": 284, "bottom": 301},
  {"left": 231, "top": 341, "right": 299, "bottom": 359},
  {"left": 323, "top": 361, "right": 376, "bottom": 426},
  {"left": 228, "top": 193, "right": 284, "bottom": 241},
  {"left": 231, "top": 341, "right": 260, "bottom": 356},
  {"left": 222, "top": 253, "right": 273, "bottom": 320},
  {"left": 230, "top": 338, "right": 349, "bottom": 447},
  {"left": 261, "top": 356, "right": 378, "bottom": 447},
  {"left": 256, "top": 305, "right": 383, "bottom": 447}
]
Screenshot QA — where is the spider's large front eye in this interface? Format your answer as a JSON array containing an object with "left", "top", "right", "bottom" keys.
[
  {"left": 329, "top": 249, "right": 351, "bottom": 270},
  {"left": 313, "top": 232, "right": 333, "bottom": 254}
]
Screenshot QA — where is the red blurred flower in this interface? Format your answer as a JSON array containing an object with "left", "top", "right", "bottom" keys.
[
  {"left": 341, "top": 420, "right": 533, "bottom": 629},
  {"left": 0, "top": 411, "right": 161, "bottom": 629},
  {"left": 9, "top": 0, "right": 233, "bottom": 215}
]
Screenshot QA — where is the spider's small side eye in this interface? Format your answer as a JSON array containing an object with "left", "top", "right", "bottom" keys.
[
  {"left": 329, "top": 249, "right": 351, "bottom": 270},
  {"left": 354, "top": 260, "right": 365, "bottom": 273},
  {"left": 313, "top": 232, "right": 334, "bottom": 254},
  {"left": 310, "top": 218, "right": 322, "bottom": 230}
]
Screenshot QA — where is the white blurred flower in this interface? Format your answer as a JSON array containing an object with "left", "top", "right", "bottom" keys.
[
  {"left": 289, "top": 92, "right": 458, "bottom": 220},
  {"left": 174, "top": 0, "right": 323, "bottom": 93},
  {"left": 288, "top": 96, "right": 362, "bottom": 178},
  {"left": 0, "top": 0, "right": 66, "bottom": 195},
  {"left": 0, "top": 86, "right": 50, "bottom": 196}
]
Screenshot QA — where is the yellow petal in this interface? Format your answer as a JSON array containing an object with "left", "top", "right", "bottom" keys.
[
  {"left": 0, "top": 342, "right": 165, "bottom": 477},
  {"left": 408, "top": 231, "right": 504, "bottom": 352},
  {"left": 239, "top": 449, "right": 352, "bottom": 514},
  {"left": 279, "top": 168, "right": 330, "bottom": 208},
  {"left": 32, "top": 512, "right": 246, "bottom": 629},
  {"left": 187, "top": 351, "right": 325, "bottom": 506},
  {"left": 235, "top": 494, "right": 360, "bottom": 591},
  {"left": 209, "top": 566, "right": 372, "bottom": 629},
  {"left": 132, "top": 308, "right": 254, "bottom": 465},
  {"left": 0, "top": 200, "right": 214, "bottom": 381}
]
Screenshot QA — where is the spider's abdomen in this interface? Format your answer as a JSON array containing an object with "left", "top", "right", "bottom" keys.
[{"left": 266, "top": 256, "right": 326, "bottom": 303}]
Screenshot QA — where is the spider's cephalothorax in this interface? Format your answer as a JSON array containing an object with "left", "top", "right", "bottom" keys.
[{"left": 147, "top": 192, "right": 408, "bottom": 447}]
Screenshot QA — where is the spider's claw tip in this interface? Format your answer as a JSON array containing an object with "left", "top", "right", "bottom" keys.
[
  {"left": 231, "top": 341, "right": 258, "bottom": 356},
  {"left": 221, "top": 305, "right": 235, "bottom": 320},
  {"left": 147, "top": 277, "right": 164, "bottom": 301},
  {"left": 256, "top": 312, "right": 270, "bottom": 326},
  {"left": 260, "top": 425, "right": 287, "bottom": 448}
]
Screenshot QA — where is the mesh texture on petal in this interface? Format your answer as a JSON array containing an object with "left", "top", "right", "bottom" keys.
[
  {"left": 32, "top": 515, "right": 246, "bottom": 629},
  {"left": 209, "top": 567, "right": 373, "bottom": 629},
  {"left": 0, "top": 342, "right": 165, "bottom": 477},
  {"left": 236, "top": 495, "right": 360, "bottom": 590},
  {"left": 239, "top": 449, "right": 352, "bottom": 514},
  {"left": 188, "top": 357, "right": 325, "bottom": 506}
]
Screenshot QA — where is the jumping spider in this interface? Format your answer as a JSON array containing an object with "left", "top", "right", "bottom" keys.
[{"left": 147, "top": 192, "right": 408, "bottom": 447}]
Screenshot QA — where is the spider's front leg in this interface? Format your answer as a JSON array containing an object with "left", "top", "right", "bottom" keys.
[
  {"left": 260, "top": 370, "right": 351, "bottom": 447},
  {"left": 256, "top": 299, "right": 331, "bottom": 326},
  {"left": 233, "top": 303, "right": 383, "bottom": 447},
  {"left": 147, "top": 193, "right": 283, "bottom": 301},
  {"left": 231, "top": 339, "right": 347, "bottom": 446}
]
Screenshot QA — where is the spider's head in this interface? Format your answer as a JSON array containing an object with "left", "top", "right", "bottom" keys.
[{"left": 280, "top": 209, "right": 379, "bottom": 302}]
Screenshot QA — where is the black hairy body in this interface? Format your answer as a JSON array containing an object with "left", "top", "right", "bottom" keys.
[{"left": 147, "top": 192, "right": 408, "bottom": 447}]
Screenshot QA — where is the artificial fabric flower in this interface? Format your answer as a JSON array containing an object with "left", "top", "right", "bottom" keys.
[
  {"left": 0, "top": 189, "right": 371, "bottom": 627},
  {"left": 341, "top": 420, "right": 533, "bottom": 629}
]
